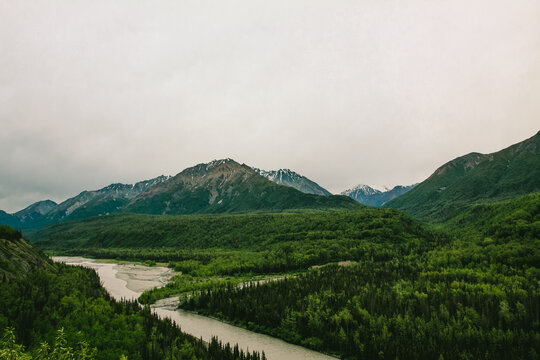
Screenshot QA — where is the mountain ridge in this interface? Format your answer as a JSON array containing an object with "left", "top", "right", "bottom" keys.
[
  {"left": 0, "top": 176, "right": 171, "bottom": 229},
  {"left": 342, "top": 183, "right": 417, "bottom": 207},
  {"left": 47, "top": 175, "right": 171, "bottom": 221},
  {"left": 385, "top": 130, "right": 540, "bottom": 220},
  {"left": 253, "top": 168, "right": 332, "bottom": 196},
  {"left": 126, "top": 159, "right": 361, "bottom": 215},
  {"left": 1, "top": 160, "right": 360, "bottom": 229}
]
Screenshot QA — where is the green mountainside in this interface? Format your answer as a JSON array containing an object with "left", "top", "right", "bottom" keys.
[
  {"left": 442, "top": 192, "right": 540, "bottom": 243},
  {"left": 125, "top": 159, "right": 360, "bottom": 215},
  {"left": 385, "top": 131, "right": 540, "bottom": 221},
  {"left": 0, "top": 225, "right": 54, "bottom": 280},
  {"left": 30, "top": 209, "right": 427, "bottom": 251}
]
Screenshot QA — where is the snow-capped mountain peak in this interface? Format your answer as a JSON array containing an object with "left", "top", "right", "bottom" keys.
[
  {"left": 253, "top": 168, "right": 331, "bottom": 196},
  {"left": 341, "top": 183, "right": 417, "bottom": 207},
  {"left": 342, "top": 184, "right": 381, "bottom": 197}
]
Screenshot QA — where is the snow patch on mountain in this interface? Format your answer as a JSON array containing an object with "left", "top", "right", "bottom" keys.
[{"left": 253, "top": 168, "right": 332, "bottom": 196}]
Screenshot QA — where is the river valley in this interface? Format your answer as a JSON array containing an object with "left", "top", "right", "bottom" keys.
[{"left": 52, "top": 256, "right": 336, "bottom": 360}]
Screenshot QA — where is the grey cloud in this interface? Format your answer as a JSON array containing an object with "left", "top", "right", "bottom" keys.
[{"left": 1, "top": 0, "right": 539, "bottom": 212}]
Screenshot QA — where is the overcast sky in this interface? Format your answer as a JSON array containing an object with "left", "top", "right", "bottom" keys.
[{"left": 1, "top": 0, "right": 539, "bottom": 212}]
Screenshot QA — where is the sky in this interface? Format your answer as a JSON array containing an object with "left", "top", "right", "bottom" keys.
[{"left": 1, "top": 0, "right": 539, "bottom": 212}]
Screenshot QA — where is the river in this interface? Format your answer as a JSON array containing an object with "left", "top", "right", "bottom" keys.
[{"left": 52, "top": 256, "right": 336, "bottom": 360}]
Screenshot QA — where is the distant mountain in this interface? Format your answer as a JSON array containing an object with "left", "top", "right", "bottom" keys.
[
  {"left": 125, "top": 159, "right": 361, "bottom": 215},
  {"left": 342, "top": 184, "right": 416, "bottom": 207},
  {"left": 253, "top": 168, "right": 331, "bottom": 196},
  {"left": 1, "top": 160, "right": 362, "bottom": 230},
  {"left": 46, "top": 175, "right": 171, "bottom": 221},
  {"left": 0, "top": 176, "right": 170, "bottom": 229},
  {"left": 13, "top": 200, "right": 57, "bottom": 228},
  {"left": 0, "top": 210, "right": 19, "bottom": 229},
  {"left": 385, "top": 130, "right": 540, "bottom": 221}
]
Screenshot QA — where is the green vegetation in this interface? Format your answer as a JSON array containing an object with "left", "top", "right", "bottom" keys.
[
  {"left": 180, "top": 195, "right": 540, "bottom": 359},
  {"left": 386, "top": 131, "right": 540, "bottom": 221},
  {"left": 139, "top": 273, "right": 284, "bottom": 305},
  {"left": 1, "top": 227, "right": 54, "bottom": 281},
  {"left": 183, "top": 259, "right": 539, "bottom": 359},
  {"left": 441, "top": 192, "right": 540, "bottom": 243},
  {"left": 0, "top": 260, "right": 266, "bottom": 360},
  {"left": 25, "top": 193, "right": 540, "bottom": 359},
  {"left": 0, "top": 224, "right": 267, "bottom": 359},
  {"left": 0, "top": 327, "right": 98, "bottom": 360},
  {"left": 0, "top": 225, "right": 22, "bottom": 241},
  {"left": 30, "top": 209, "right": 428, "bottom": 250},
  {"left": 31, "top": 209, "right": 438, "bottom": 305}
]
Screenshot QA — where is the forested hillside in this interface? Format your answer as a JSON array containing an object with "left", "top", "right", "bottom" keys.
[
  {"left": 441, "top": 192, "right": 540, "bottom": 242},
  {"left": 386, "top": 131, "right": 540, "bottom": 221},
  {"left": 0, "top": 225, "right": 54, "bottom": 280},
  {"left": 30, "top": 209, "right": 440, "bottom": 307},
  {"left": 30, "top": 209, "right": 426, "bottom": 251},
  {"left": 180, "top": 197, "right": 540, "bottom": 359},
  {"left": 0, "top": 226, "right": 266, "bottom": 360}
]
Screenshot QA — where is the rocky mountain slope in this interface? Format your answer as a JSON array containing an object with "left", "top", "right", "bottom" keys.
[
  {"left": 253, "top": 168, "right": 331, "bottom": 196},
  {"left": 125, "top": 159, "right": 360, "bottom": 215},
  {"left": 1, "top": 176, "right": 170, "bottom": 229},
  {"left": 46, "top": 175, "right": 170, "bottom": 221},
  {"left": 1, "top": 160, "right": 360, "bottom": 229}
]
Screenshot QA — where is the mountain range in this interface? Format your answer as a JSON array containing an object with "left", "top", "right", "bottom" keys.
[
  {"left": 385, "top": 130, "right": 540, "bottom": 221},
  {"left": 1, "top": 176, "right": 171, "bottom": 229},
  {"left": 45, "top": 175, "right": 171, "bottom": 221},
  {"left": 1, "top": 159, "right": 360, "bottom": 230},
  {"left": 3, "top": 131, "right": 539, "bottom": 229},
  {"left": 341, "top": 184, "right": 417, "bottom": 207},
  {"left": 124, "top": 159, "right": 359, "bottom": 215}
]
